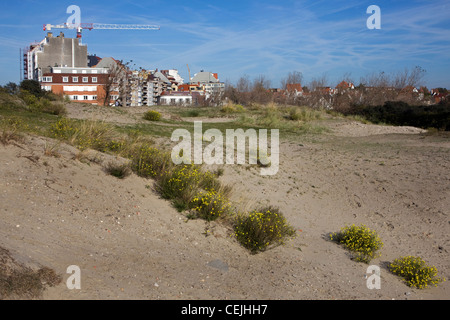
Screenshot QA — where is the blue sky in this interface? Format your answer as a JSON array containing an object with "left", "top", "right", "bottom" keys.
[{"left": 1, "top": 0, "right": 449, "bottom": 88}]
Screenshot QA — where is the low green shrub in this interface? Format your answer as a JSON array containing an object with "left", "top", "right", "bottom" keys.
[
  {"left": 49, "top": 118, "right": 117, "bottom": 151},
  {"left": 20, "top": 91, "right": 67, "bottom": 116},
  {"left": 234, "top": 206, "right": 296, "bottom": 254},
  {"left": 156, "top": 164, "right": 203, "bottom": 201},
  {"left": 185, "top": 109, "right": 200, "bottom": 117},
  {"left": 389, "top": 256, "right": 446, "bottom": 289},
  {"left": 198, "top": 169, "right": 222, "bottom": 191},
  {"left": 347, "top": 101, "right": 450, "bottom": 131},
  {"left": 220, "top": 104, "right": 244, "bottom": 114},
  {"left": 288, "top": 106, "right": 321, "bottom": 121},
  {"left": 189, "top": 189, "right": 232, "bottom": 221},
  {"left": 41, "top": 102, "right": 67, "bottom": 116},
  {"left": 0, "top": 117, "right": 27, "bottom": 145},
  {"left": 330, "top": 224, "right": 383, "bottom": 263},
  {"left": 104, "top": 161, "right": 131, "bottom": 179},
  {"left": 154, "top": 163, "right": 226, "bottom": 212},
  {"left": 129, "top": 144, "right": 172, "bottom": 178},
  {"left": 49, "top": 117, "right": 77, "bottom": 140},
  {"left": 106, "top": 139, "right": 127, "bottom": 153},
  {"left": 143, "top": 110, "right": 162, "bottom": 121}
]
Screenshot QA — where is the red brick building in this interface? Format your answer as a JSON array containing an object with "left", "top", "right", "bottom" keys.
[{"left": 41, "top": 66, "right": 117, "bottom": 105}]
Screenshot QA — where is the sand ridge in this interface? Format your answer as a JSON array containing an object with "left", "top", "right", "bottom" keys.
[{"left": 0, "top": 105, "right": 449, "bottom": 300}]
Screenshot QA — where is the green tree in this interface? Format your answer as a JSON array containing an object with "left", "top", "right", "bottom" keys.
[
  {"left": 3, "top": 82, "right": 19, "bottom": 95},
  {"left": 20, "top": 80, "right": 44, "bottom": 97}
]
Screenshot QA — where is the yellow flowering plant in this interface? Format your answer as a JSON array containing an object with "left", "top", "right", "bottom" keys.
[
  {"left": 189, "top": 189, "right": 232, "bottom": 221},
  {"left": 158, "top": 164, "right": 202, "bottom": 198},
  {"left": 155, "top": 164, "right": 223, "bottom": 211},
  {"left": 130, "top": 145, "right": 171, "bottom": 178},
  {"left": 50, "top": 118, "right": 77, "bottom": 140},
  {"left": 143, "top": 110, "right": 161, "bottom": 121},
  {"left": 389, "top": 256, "right": 445, "bottom": 289},
  {"left": 49, "top": 118, "right": 117, "bottom": 152},
  {"left": 330, "top": 224, "right": 383, "bottom": 263},
  {"left": 234, "top": 206, "right": 296, "bottom": 254}
]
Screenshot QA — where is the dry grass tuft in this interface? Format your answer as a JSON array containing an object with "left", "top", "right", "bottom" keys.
[
  {"left": 0, "top": 247, "right": 62, "bottom": 300},
  {"left": 104, "top": 161, "right": 132, "bottom": 179}
]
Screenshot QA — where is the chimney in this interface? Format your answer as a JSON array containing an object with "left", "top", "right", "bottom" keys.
[{"left": 47, "top": 32, "right": 53, "bottom": 38}]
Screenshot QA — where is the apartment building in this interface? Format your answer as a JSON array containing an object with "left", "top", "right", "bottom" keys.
[
  {"left": 191, "top": 71, "right": 225, "bottom": 96},
  {"left": 24, "top": 32, "right": 88, "bottom": 82},
  {"left": 160, "top": 91, "right": 198, "bottom": 106},
  {"left": 178, "top": 83, "right": 206, "bottom": 94},
  {"left": 161, "top": 69, "right": 184, "bottom": 89},
  {"left": 41, "top": 66, "right": 112, "bottom": 105},
  {"left": 143, "top": 71, "right": 172, "bottom": 106},
  {"left": 24, "top": 33, "right": 205, "bottom": 107}
]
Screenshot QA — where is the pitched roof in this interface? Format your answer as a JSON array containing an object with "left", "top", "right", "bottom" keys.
[
  {"left": 93, "top": 57, "right": 119, "bottom": 69},
  {"left": 336, "top": 81, "right": 355, "bottom": 90},
  {"left": 154, "top": 71, "right": 172, "bottom": 84},
  {"left": 192, "top": 71, "right": 219, "bottom": 83},
  {"left": 286, "top": 83, "right": 302, "bottom": 92}
]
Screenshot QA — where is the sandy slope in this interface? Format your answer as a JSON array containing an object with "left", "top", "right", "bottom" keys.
[{"left": 0, "top": 107, "right": 449, "bottom": 300}]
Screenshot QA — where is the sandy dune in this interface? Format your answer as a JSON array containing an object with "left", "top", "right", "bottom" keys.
[{"left": 0, "top": 106, "right": 449, "bottom": 300}]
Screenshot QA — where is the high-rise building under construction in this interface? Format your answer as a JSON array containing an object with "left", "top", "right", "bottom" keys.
[{"left": 23, "top": 32, "right": 88, "bottom": 82}]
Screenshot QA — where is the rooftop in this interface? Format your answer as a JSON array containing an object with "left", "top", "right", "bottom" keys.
[{"left": 191, "top": 71, "right": 219, "bottom": 83}]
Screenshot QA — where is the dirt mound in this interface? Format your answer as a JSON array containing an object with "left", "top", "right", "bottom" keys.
[{"left": 329, "top": 121, "right": 426, "bottom": 137}]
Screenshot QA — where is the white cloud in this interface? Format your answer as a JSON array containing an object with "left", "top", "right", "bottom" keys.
[{"left": 1, "top": 0, "right": 448, "bottom": 87}]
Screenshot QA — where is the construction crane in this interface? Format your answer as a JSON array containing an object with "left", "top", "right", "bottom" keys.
[
  {"left": 43, "top": 22, "right": 160, "bottom": 39},
  {"left": 187, "top": 64, "right": 191, "bottom": 92}
]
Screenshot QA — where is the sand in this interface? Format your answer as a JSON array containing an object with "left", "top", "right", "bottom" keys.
[{"left": 0, "top": 104, "right": 449, "bottom": 300}]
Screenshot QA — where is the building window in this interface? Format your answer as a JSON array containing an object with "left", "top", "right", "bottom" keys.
[
  {"left": 83, "top": 77, "right": 89, "bottom": 83},
  {"left": 42, "top": 76, "right": 52, "bottom": 82},
  {"left": 63, "top": 77, "right": 69, "bottom": 83},
  {"left": 72, "top": 96, "right": 78, "bottom": 100},
  {"left": 83, "top": 96, "right": 89, "bottom": 100},
  {"left": 93, "top": 95, "right": 97, "bottom": 100},
  {"left": 92, "top": 77, "right": 98, "bottom": 83},
  {"left": 72, "top": 77, "right": 79, "bottom": 82}
]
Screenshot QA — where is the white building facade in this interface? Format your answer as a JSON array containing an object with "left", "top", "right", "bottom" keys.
[{"left": 160, "top": 92, "right": 193, "bottom": 105}]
